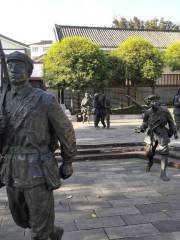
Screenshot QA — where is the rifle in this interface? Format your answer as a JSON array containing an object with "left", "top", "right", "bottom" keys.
[
  {"left": 125, "top": 95, "right": 147, "bottom": 113},
  {"left": 0, "top": 40, "right": 9, "bottom": 187},
  {"left": 173, "top": 87, "right": 180, "bottom": 106},
  {"left": 0, "top": 40, "right": 9, "bottom": 153},
  {"left": 176, "top": 87, "right": 180, "bottom": 96}
]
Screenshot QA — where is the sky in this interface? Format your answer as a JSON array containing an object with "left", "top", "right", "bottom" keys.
[{"left": 1, "top": 0, "right": 180, "bottom": 45}]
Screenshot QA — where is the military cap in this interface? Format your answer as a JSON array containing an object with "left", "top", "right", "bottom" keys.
[
  {"left": 145, "top": 94, "right": 160, "bottom": 101},
  {"left": 7, "top": 51, "right": 33, "bottom": 76}
]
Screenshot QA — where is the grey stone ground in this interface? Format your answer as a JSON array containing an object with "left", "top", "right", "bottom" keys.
[{"left": 1, "top": 116, "right": 180, "bottom": 240}]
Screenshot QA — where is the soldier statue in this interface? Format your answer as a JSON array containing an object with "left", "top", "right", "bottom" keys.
[
  {"left": 138, "top": 95, "right": 178, "bottom": 181},
  {"left": 80, "top": 92, "right": 92, "bottom": 123},
  {"left": 0, "top": 51, "right": 76, "bottom": 240},
  {"left": 173, "top": 88, "right": 180, "bottom": 131},
  {"left": 105, "top": 96, "right": 111, "bottom": 129},
  {"left": 93, "top": 92, "right": 106, "bottom": 128}
]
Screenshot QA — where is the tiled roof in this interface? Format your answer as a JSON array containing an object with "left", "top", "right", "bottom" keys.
[
  {"left": 0, "top": 34, "right": 29, "bottom": 47},
  {"left": 30, "top": 40, "right": 53, "bottom": 46},
  {"left": 55, "top": 25, "right": 180, "bottom": 49}
]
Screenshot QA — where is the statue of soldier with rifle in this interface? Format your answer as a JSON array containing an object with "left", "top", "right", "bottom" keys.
[
  {"left": 0, "top": 45, "right": 76, "bottom": 240},
  {"left": 80, "top": 92, "right": 92, "bottom": 123},
  {"left": 127, "top": 94, "right": 178, "bottom": 181},
  {"left": 173, "top": 87, "right": 180, "bottom": 130}
]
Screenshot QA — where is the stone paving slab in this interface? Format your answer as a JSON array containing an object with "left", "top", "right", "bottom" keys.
[
  {"left": 121, "top": 212, "right": 171, "bottom": 225},
  {"left": 75, "top": 216, "right": 125, "bottom": 230},
  {"left": 153, "top": 220, "right": 180, "bottom": 233},
  {"left": 104, "top": 223, "right": 159, "bottom": 239},
  {"left": 114, "top": 234, "right": 177, "bottom": 240},
  {"left": 63, "top": 229, "right": 108, "bottom": 240}
]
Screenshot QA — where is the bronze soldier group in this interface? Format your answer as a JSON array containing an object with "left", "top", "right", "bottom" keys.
[
  {"left": 0, "top": 49, "right": 180, "bottom": 240},
  {"left": 93, "top": 92, "right": 111, "bottom": 129},
  {"left": 80, "top": 91, "right": 111, "bottom": 129}
]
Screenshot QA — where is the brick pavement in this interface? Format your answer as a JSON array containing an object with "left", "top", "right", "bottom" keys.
[
  {"left": 1, "top": 158, "right": 180, "bottom": 239},
  {"left": 1, "top": 117, "right": 180, "bottom": 240}
]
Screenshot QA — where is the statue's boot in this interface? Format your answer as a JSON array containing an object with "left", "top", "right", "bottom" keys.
[
  {"left": 146, "top": 157, "right": 154, "bottom": 172},
  {"left": 160, "top": 156, "right": 170, "bottom": 181},
  {"left": 49, "top": 226, "right": 64, "bottom": 240}
]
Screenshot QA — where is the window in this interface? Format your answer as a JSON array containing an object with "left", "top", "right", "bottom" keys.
[
  {"left": 32, "top": 47, "right": 38, "bottom": 52},
  {"left": 43, "top": 47, "right": 49, "bottom": 52}
]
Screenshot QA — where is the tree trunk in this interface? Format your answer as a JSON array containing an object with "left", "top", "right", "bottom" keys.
[
  {"left": 152, "top": 79, "right": 155, "bottom": 94},
  {"left": 60, "top": 87, "right": 65, "bottom": 104},
  {"left": 127, "top": 80, "right": 130, "bottom": 106}
]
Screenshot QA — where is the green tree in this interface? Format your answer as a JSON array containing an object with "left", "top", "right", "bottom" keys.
[
  {"left": 112, "top": 16, "right": 180, "bottom": 30},
  {"left": 115, "top": 37, "right": 164, "bottom": 90},
  {"left": 43, "top": 37, "right": 106, "bottom": 90},
  {"left": 144, "top": 17, "right": 159, "bottom": 30},
  {"left": 112, "top": 17, "right": 128, "bottom": 28},
  {"left": 132, "top": 16, "right": 144, "bottom": 29},
  {"left": 165, "top": 42, "right": 180, "bottom": 71},
  {"left": 105, "top": 52, "right": 126, "bottom": 84}
]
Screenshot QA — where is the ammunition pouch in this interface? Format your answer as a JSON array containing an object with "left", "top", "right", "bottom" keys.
[{"left": 42, "top": 152, "right": 61, "bottom": 191}]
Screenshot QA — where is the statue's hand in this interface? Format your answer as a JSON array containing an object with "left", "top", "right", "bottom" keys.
[
  {"left": 0, "top": 181, "right": 5, "bottom": 189},
  {"left": 135, "top": 126, "right": 145, "bottom": 133},
  {"left": 0, "top": 114, "right": 6, "bottom": 135},
  {"left": 59, "top": 163, "right": 73, "bottom": 179},
  {"left": 134, "top": 128, "right": 141, "bottom": 133},
  {"left": 174, "top": 133, "right": 179, "bottom": 139}
]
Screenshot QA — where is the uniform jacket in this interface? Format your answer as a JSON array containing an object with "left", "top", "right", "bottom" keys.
[
  {"left": 1, "top": 84, "right": 76, "bottom": 188},
  {"left": 141, "top": 106, "right": 177, "bottom": 145}
]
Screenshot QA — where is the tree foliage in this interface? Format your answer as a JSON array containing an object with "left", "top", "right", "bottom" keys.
[
  {"left": 165, "top": 42, "right": 180, "bottom": 71},
  {"left": 115, "top": 37, "right": 164, "bottom": 85},
  {"left": 43, "top": 37, "right": 106, "bottom": 90},
  {"left": 112, "top": 16, "right": 180, "bottom": 31},
  {"left": 104, "top": 51, "right": 126, "bottom": 84}
]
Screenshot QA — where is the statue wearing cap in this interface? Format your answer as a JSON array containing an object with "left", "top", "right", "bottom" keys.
[
  {"left": 93, "top": 92, "right": 106, "bottom": 128},
  {"left": 139, "top": 94, "right": 178, "bottom": 181},
  {"left": 80, "top": 92, "right": 92, "bottom": 123},
  {"left": 0, "top": 51, "right": 76, "bottom": 240},
  {"left": 173, "top": 88, "right": 180, "bottom": 130}
]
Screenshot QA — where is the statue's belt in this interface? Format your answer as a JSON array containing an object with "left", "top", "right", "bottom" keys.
[{"left": 4, "top": 145, "right": 50, "bottom": 154}]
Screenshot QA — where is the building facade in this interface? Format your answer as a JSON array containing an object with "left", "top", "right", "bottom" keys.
[
  {"left": 0, "top": 34, "right": 45, "bottom": 89},
  {"left": 29, "top": 40, "right": 53, "bottom": 59}
]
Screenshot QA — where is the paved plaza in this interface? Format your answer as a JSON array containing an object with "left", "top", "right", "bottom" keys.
[
  {"left": 1, "top": 116, "right": 180, "bottom": 240},
  {"left": 73, "top": 116, "right": 180, "bottom": 148}
]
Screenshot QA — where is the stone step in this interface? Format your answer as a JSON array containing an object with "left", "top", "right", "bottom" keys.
[
  {"left": 55, "top": 143, "right": 180, "bottom": 170},
  {"left": 76, "top": 146, "right": 145, "bottom": 155}
]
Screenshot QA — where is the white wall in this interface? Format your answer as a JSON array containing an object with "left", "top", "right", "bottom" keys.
[
  {"left": 31, "top": 63, "right": 43, "bottom": 77},
  {"left": 30, "top": 43, "right": 52, "bottom": 59}
]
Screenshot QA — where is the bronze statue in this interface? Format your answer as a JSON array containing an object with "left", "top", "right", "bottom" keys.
[
  {"left": 105, "top": 96, "right": 111, "bottom": 129},
  {"left": 0, "top": 51, "right": 76, "bottom": 240},
  {"left": 93, "top": 92, "right": 106, "bottom": 128},
  {"left": 138, "top": 95, "right": 178, "bottom": 181},
  {"left": 173, "top": 88, "right": 180, "bottom": 130},
  {"left": 80, "top": 92, "right": 92, "bottom": 123}
]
